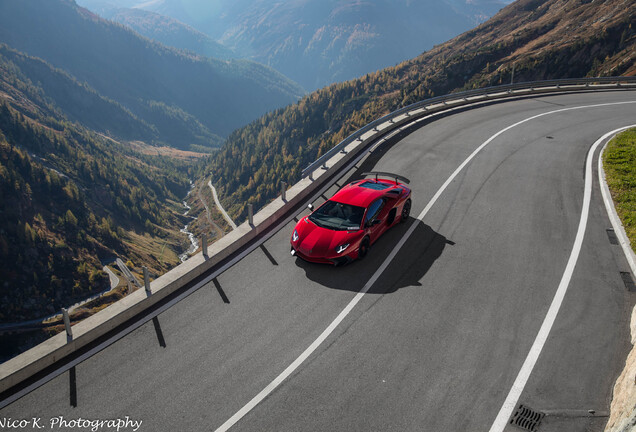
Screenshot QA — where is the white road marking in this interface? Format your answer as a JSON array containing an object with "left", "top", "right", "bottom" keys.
[
  {"left": 488, "top": 119, "right": 636, "bottom": 432},
  {"left": 215, "top": 101, "right": 636, "bottom": 432}
]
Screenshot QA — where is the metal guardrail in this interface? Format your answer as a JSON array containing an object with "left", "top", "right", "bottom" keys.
[{"left": 302, "top": 77, "right": 636, "bottom": 178}]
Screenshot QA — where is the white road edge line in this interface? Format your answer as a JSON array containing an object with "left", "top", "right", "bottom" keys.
[
  {"left": 215, "top": 101, "right": 636, "bottom": 432},
  {"left": 598, "top": 126, "right": 636, "bottom": 276},
  {"left": 488, "top": 122, "right": 636, "bottom": 432}
]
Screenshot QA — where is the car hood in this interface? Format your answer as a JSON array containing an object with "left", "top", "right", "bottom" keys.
[{"left": 295, "top": 218, "right": 361, "bottom": 256}]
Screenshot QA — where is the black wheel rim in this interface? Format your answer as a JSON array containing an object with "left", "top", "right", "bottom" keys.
[
  {"left": 402, "top": 200, "right": 411, "bottom": 220},
  {"left": 359, "top": 239, "right": 369, "bottom": 258}
]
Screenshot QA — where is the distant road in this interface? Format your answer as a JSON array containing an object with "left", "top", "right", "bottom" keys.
[
  {"left": 115, "top": 258, "right": 142, "bottom": 288},
  {"left": 196, "top": 182, "right": 224, "bottom": 235},
  {"left": 102, "top": 266, "right": 119, "bottom": 289},
  {"left": 0, "top": 268, "right": 118, "bottom": 333},
  {"left": 209, "top": 180, "right": 237, "bottom": 229}
]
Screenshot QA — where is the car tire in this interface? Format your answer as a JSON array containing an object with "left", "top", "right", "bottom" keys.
[
  {"left": 401, "top": 199, "right": 411, "bottom": 223},
  {"left": 358, "top": 236, "right": 370, "bottom": 259}
]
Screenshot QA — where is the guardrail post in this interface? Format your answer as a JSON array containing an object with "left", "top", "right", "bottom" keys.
[
  {"left": 62, "top": 308, "right": 72, "bottom": 340},
  {"left": 510, "top": 62, "right": 515, "bottom": 85},
  {"left": 143, "top": 266, "right": 151, "bottom": 294},
  {"left": 202, "top": 236, "right": 208, "bottom": 258},
  {"left": 248, "top": 204, "right": 254, "bottom": 227},
  {"left": 281, "top": 182, "right": 287, "bottom": 201}
]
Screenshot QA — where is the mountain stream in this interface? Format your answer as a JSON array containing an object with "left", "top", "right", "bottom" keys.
[{"left": 179, "top": 182, "right": 198, "bottom": 262}]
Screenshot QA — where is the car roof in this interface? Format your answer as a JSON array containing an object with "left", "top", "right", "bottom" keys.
[{"left": 330, "top": 179, "right": 404, "bottom": 208}]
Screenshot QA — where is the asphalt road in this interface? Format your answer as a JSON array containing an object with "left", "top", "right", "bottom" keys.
[
  {"left": 2, "top": 90, "right": 636, "bottom": 432},
  {"left": 102, "top": 266, "right": 119, "bottom": 290}
]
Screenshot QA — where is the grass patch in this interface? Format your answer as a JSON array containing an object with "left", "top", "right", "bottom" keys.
[{"left": 603, "top": 128, "right": 636, "bottom": 248}]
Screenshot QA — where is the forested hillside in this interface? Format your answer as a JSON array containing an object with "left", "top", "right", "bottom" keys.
[
  {"left": 207, "top": 0, "right": 636, "bottom": 220},
  {"left": 0, "top": 0, "right": 303, "bottom": 151},
  {"left": 0, "top": 95, "right": 196, "bottom": 322}
]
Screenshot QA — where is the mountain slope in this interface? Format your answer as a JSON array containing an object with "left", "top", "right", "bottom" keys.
[
  {"left": 0, "top": 44, "right": 160, "bottom": 143},
  {"left": 78, "top": 0, "right": 509, "bottom": 91},
  {"left": 0, "top": 94, "right": 195, "bottom": 323},
  {"left": 214, "top": 0, "right": 509, "bottom": 90},
  {"left": 206, "top": 0, "right": 636, "bottom": 220},
  {"left": 0, "top": 0, "right": 304, "bottom": 150},
  {"left": 103, "top": 7, "right": 236, "bottom": 60},
  {"left": 0, "top": 14, "right": 218, "bottom": 328}
]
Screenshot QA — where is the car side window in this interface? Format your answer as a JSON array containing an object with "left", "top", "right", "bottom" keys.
[{"left": 364, "top": 199, "right": 385, "bottom": 225}]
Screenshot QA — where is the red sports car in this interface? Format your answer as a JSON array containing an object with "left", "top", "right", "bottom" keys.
[{"left": 290, "top": 172, "right": 412, "bottom": 265}]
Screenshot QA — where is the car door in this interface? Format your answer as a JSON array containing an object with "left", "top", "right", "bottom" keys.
[
  {"left": 383, "top": 189, "right": 402, "bottom": 225},
  {"left": 364, "top": 198, "right": 387, "bottom": 243}
]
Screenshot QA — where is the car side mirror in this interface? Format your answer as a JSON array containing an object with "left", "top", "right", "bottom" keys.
[
  {"left": 365, "top": 219, "right": 380, "bottom": 228},
  {"left": 307, "top": 203, "right": 314, "bottom": 211}
]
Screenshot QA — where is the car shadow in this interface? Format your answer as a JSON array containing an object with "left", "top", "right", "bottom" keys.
[{"left": 294, "top": 219, "right": 453, "bottom": 294}]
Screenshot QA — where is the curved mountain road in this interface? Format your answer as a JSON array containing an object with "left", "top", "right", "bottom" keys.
[
  {"left": 2, "top": 91, "right": 636, "bottom": 432},
  {"left": 209, "top": 180, "right": 238, "bottom": 230}
]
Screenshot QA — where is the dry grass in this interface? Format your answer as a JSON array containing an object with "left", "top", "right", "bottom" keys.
[
  {"left": 603, "top": 128, "right": 636, "bottom": 247},
  {"left": 123, "top": 229, "right": 182, "bottom": 275},
  {"left": 127, "top": 140, "right": 210, "bottom": 159}
]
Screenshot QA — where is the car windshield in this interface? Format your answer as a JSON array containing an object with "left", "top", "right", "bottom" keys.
[{"left": 309, "top": 200, "right": 365, "bottom": 230}]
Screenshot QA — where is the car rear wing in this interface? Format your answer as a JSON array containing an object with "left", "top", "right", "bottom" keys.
[{"left": 361, "top": 171, "right": 410, "bottom": 184}]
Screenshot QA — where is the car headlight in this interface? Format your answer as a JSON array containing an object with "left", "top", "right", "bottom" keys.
[
  {"left": 292, "top": 229, "right": 299, "bottom": 242},
  {"left": 335, "top": 243, "right": 350, "bottom": 254}
]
